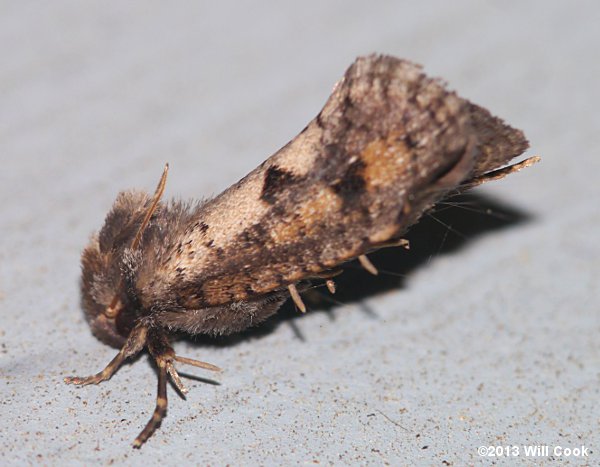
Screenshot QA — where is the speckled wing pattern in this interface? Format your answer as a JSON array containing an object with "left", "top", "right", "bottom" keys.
[{"left": 145, "top": 55, "right": 528, "bottom": 309}]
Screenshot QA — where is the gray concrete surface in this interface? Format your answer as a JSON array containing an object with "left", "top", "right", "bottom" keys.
[{"left": 1, "top": 1, "right": 599, "bottom": 465}]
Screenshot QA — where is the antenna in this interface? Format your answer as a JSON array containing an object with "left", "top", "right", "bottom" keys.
[{"left": 131, "top": 163, "right": 169, "bottom": 250}]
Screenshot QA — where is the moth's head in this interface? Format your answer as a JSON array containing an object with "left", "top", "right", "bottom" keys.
[
  {"left": 80, "top": 165, "right": 169, "bottom": 347},
  {"left": 80, "top": 190, "right": 152, "bottom": 347}
]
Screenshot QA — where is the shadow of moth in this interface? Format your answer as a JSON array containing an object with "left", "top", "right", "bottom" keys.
[{"left": 65, "top": 54, "right": 539, "bottom": 447}]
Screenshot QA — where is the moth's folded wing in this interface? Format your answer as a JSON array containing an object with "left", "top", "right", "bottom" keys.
[
  {"left": 154, "top": 55, "right": 527, "bottom": 309},
  {"left": 467, "top": 102, "right": 529, "bottom": 178}
]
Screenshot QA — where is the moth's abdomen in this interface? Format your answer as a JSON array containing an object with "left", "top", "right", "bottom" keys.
[{"left": 156, "top": 292, "right": 289, "bottom": 336}]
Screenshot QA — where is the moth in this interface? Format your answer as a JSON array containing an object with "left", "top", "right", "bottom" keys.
[{"left": 65, "top": 54, "right": 539, "bottom": 447}]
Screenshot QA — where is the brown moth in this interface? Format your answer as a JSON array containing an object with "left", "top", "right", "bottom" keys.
[{"left": 65, "top": 54, "right": 539, "bottom": 447}]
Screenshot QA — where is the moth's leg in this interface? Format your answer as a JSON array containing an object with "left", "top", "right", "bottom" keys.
[
  {"left": 147, "top": 329, "right": 221, "bottom": 395},
  {"left": 64, "top": 323, "right": 148, "bottom": 386},
  {"left": 288, "top": 283, "right": 307, "bottom": 313},
  {"left": 165, "top": 355, "right": 221, "bottom": 396},
  {"left": 358, "top": 255, "right": 378, "bottom": 275},
  {"left": 133, "top": 351, "right": 168, "bottom": 447},
  {"left": 376, "top": 238, "right": 409, "bottom": 250},
  {"left": 133, "top": 329, "right": 221, "bottom": 448},
  {"left": 307, "top": 270, "right": 343, "bottom": 295},
  {"left": 133, "top": 329, "right": 171, "bottom": 448},
  {"left": 172, "top": 355, "right": 221, "bottom": 374},
  {"left": 356, "top": 240, "right": 410, "bottom": 277}
]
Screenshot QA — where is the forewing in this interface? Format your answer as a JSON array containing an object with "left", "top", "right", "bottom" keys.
[{"left": 156, "top": 55, "right": 527, "bottom": 308}]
